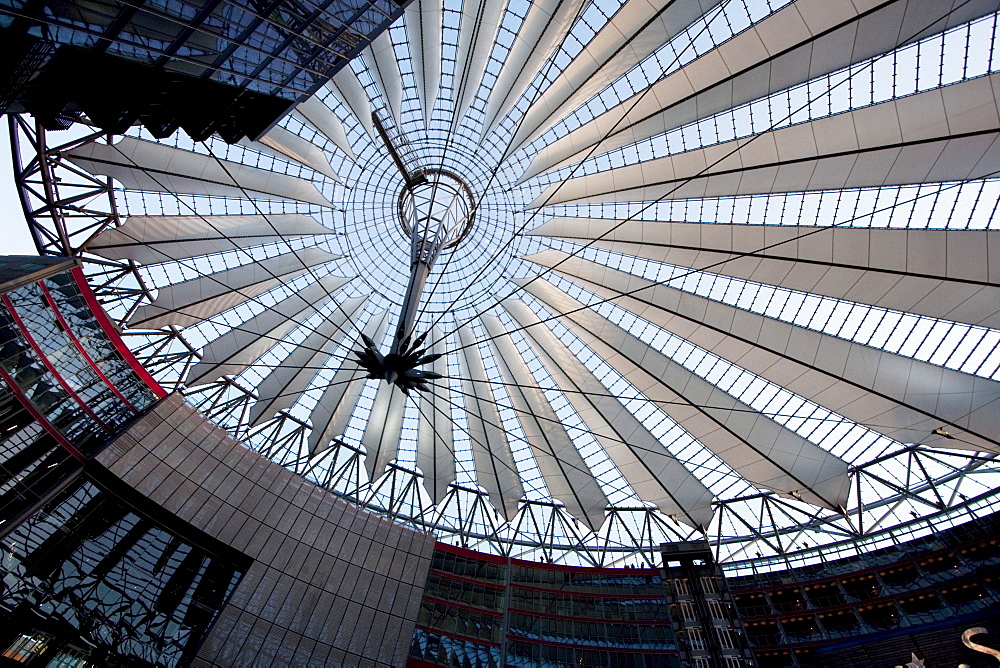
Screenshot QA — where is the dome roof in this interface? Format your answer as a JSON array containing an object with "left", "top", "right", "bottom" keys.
[{"left": 17, "top": 0, "right": 1000, "bottom": 569}]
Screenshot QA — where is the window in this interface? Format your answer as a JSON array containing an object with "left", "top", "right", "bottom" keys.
[
  {"left": 708, "top": 600, "right": 726, "bottom": 621},
  {"left": 715, "top": 627, "right": 734, "bottom": 649},
  {"left": 46, "top": 646, "right": 91, "bottom": 668},
  {"left": 2, "top": 632, "right": 52, "bottom": 663}
]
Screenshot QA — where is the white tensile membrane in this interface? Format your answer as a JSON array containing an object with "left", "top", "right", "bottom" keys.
[{"left": 73, "top": 0, "right": 1000, "bottom": 567}]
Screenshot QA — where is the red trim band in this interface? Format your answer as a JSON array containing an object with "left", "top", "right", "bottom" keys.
[
  {"left": 507, "top": 607, "right": 674, "bottom": 624},
  {"left": 428, "top": 568, "right": 506, "bottom": 590},
  {"left": 0, "top": 365, "right": 84, "bottom": 461},
  {"left": 509, "top": 582, "right": 665, "bottom": 598},
  {"left": 504, "top": 634, "right": 679, "bottom": 653},
  {"left": 434, "top": 541, "right": 661, "bottom": 574},
  {"left": 71, "top": 267, "right": 166, "bottom": 398},
  {"left": 421, "top": 593, "right": 504, "bottom": 617},
  {"left": 38, "top": 283, "right": 138, "bottom": 413},
  {"left": 2, "top": 293, "right": 111, "bottom": 433}
]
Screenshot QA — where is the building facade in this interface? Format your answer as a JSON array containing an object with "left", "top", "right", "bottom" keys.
[
  {"left": 0, "top": 467, "right": 250, "bottom": 666},
  {"left": 661, "top": 541, "right": 755, "bottom": 668},
  {"left": 0, "top": 258, "right": 435, "bottom": 666},
  {"left": 408, "top": 543, "right": 680, "bottom": 667},
  {"left": 729, "top": 517, "right": 1000, "bottom": 667},
  {"left": 1, "top": 0, "right": 411, "bottom": 140}
]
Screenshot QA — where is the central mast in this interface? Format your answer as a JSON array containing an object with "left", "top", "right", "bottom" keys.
[{"left": 354, "top": 115, "right": 476, "bottom": 393}]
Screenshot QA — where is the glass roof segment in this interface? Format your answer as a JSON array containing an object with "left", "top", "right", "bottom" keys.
[{"left": 18, "top": 0, "right": 1000, "bottom": 568}]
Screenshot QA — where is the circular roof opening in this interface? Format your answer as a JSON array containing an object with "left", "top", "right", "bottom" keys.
[{"left": 397, "top": 170, "right": 477, "bottom": 250}]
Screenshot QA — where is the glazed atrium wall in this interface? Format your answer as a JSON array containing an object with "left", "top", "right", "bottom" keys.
[
  {"left": 730, "top": 513, "right": 1000, "bottom": 667},
  {"left": 0, "top": 258, "right": 433, "bottom": 666},
  {"left": 409, "top": 543, "right": 680, "bottom": 667}
]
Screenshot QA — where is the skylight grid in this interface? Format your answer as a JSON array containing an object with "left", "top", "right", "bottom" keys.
[
  {"left": 561, "top": 12, "right": 1000, "bottom": 178},
  {"left": 558, "top": 276, "right": 901, "bottom": 463},
  {"left": 530, "top": 0, "right": 790, "bottom": 152},
  {"left": 574, "top": 244, "right": 1000, "bottom": 379},
  {"left": 502, "top": 317, "right": 638, "bottom": 504},
  {"left": 473, "top": 329, "right": 549, "bottom": 500},
  {"left": 541, "top": 179, "right": 1000, "bottom": 231},
  {"left": 527, "top": 295, "right": 748, "bottom": 498}
]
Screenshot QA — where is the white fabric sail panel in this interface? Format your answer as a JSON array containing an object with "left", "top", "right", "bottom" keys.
[
  {"left": 532, "top": 74, "right": 1000, "bottom": 206},
  {"left": 247, "top": 296, "right": 367, "bottom": 426},
  {"left": 452, "top": 0, "right": 506, "bottom": 123},
  {"left": 128, "top": 247, "right": 339, "bottom": 329},
  {"left": 521, "top": 276, "right": 852, "bottom": 510},
  {"left": 530, "top": 218, "right": 1000, "bottom": 328},
  {"left": 416, "top": 326, "right": 456, "bottom": 503},
  {"left": 185, "top": 276, "right": 352, "bottom": 386},
  {"left": 481, "top": 315, "right": 609, "bottom": 530},
  {"left": 253, "top": 124, "right": 342, "bottom": 182},
  {"left": 406, "top": 0, "right": 443, "bottom": 128},
  {"left": 363, "top": 31, "right": 405, "bottom": 126},
  {"left": 480, "top": 0, "right": 587, "bottom": 137},
  {"left": 330, "top": 68, "right": 377, "bottom": 139},
  {"left": 521, "top": 0, "right": 1000, "bottom": 181},
  {"left": 537, "top": 131, "right": 1000, "bottom": 205},
  {"left": 362, "top": 381, "right": 408, "bottom": 479},
  {"left": 89, "top": 214, "right": 332, "bottom": 264},
  {"left": 456, "top": 325, "right": 525, "bottom": 520},
  {"left": 527, "top": 249, "right": 1000, "bottom": 454},
  {"left": 502, "top": 299, "right": 715, "bottom": 528},
  {"left": 295, "top": 94, "right": 356, "bottom": 161},
  {"left": 307, "top": 311, "right": 391, "bottom": 456},
  {"left": 65, "top": 136, "right": 334, "bottom": 207},
  {"left": 510, "top": 0, "right": 724, "bottom": 153}
]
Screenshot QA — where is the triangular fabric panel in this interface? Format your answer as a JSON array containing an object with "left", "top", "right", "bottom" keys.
[
  {"left": 526, "top": 249, "right": 1000, "bottom": 454},
  {"left": 362, "top": 382, "right": 409, "bottom": 479},
  {"left": 128, "top": 248, "right": 339, "bottom": 329},
  {"left": 482, "top": 314, "right": 609, "bottom": 530},
  {"left": 456, "top": 325, "right": 525, "bottom": 520},
  {"left": 406, "top": 0, "right": 443, "bottom": 128},
  {"left": 363, "top": 31, "right": 405, "bottom": 127},
  {"left": 502, "top": 299, "right": 716, "bottom": 528},
  {"left": 481, "top": 0, "right": 587, "bottom": 138},
  {"left": 65, "top": 136, "right": 334, "bottom": 207},
  {"left": 530, "top": 218, "right": 1000, "bottom": 328},
  {"left": 452, "top": 0, "right": 505, "bottom": 124},
  {"left": 90, "top": 214, "right": 332, "bottom": 265},
  {"left": 330, "top": 68, "right": 377, "bottom": 139},
  {"left": 251, "top": 124, "right": 342, "bottom": 182},
  {"left": 248, "top": 296, "right": 368, "bottom": 426},
  {"left": 307, "top": 311, "right": 391, "bottom": 456},
  {"left": 521, "top": 0, "right": 1000, "bottom": 181},
  {"left": 521, "top": 276, "right": 852, "bottom": 509},
  {"left": 415, "top": 327, "right": 456, "bottom": 504},
  {"left": 511, "top": 0, "right": 725, "bottom": 154},
  {"left": 186, "top": 275, "right": 352, "bottom": 386},
  {"left": 531, "top": 72, "right": 1000, "bottom": 206},
  {"left": 294, "top": 94, "right": 357, "bottom": 161}
]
